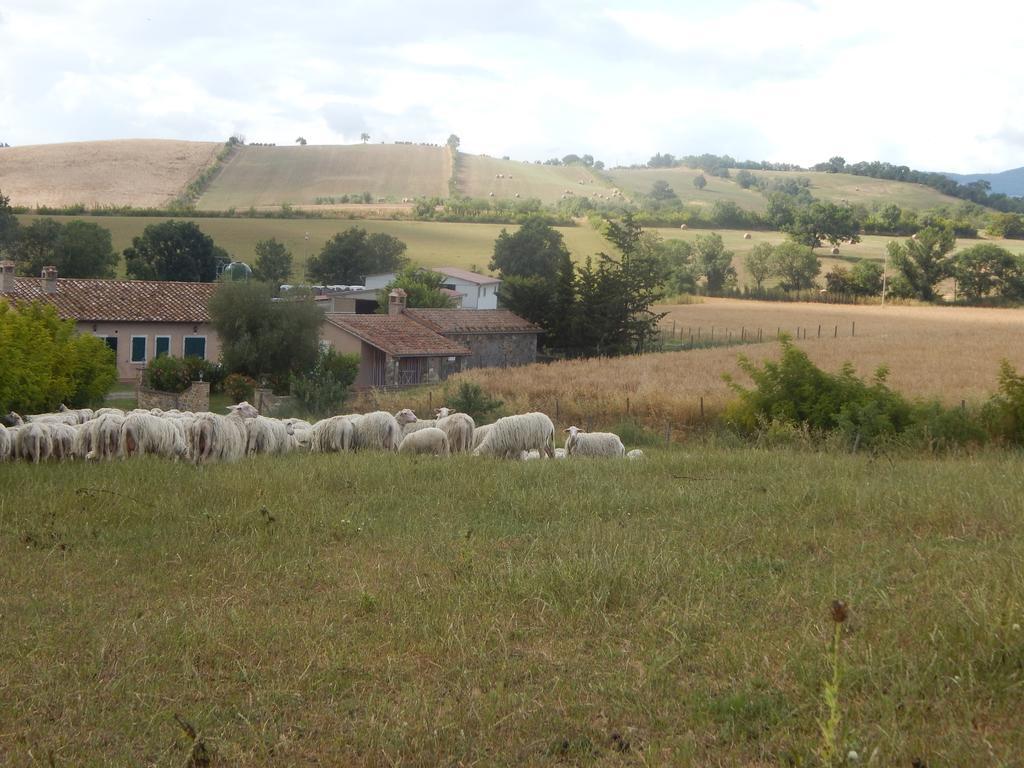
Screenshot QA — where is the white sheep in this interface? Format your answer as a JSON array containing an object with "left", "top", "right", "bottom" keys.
[
  {"left": 16, "top": 422, "right": 53, "bottom": 463},
  {"left": 189, "top": 413, "right": 248, "bottom": 464},
  {"left": 93, "top": 407, "right": 126, "bottom": 419},
  {"left": 627, "top": 449, "right": 645, "bottom": 460},
  {"left": 120, "top": 412, "right": 188, "bottom": 460},
  {"left": 435, "top": 407, "right": 475, "bottom": 453},
  {"left": 398, "top": 427, "right": 450, "bottom": 456},
  {"left": 310, "top": 415, "right": 355, "bottom": 453},
  {"left": 394, "top": 408, "right": 435, "bottom": 437},
  {"left": 26, "top": 410, "right": 80, "bottom": 426},
  {"left": 350, "top": 411, "right": 402, "bottom": 451},
  {"left": 87, "top": 412, "right": 126, "bottom": 460},
  {"left": 564, "top": 425, "right": 625, "bottom": 458},
  {"left": 244, "top": 416, "right": 295, "bottom": 456},
  {"left": 472, "top": 412, "right": 555, "bottom": 459},
  {"left": 0, "top": 424, "right": 12, "bottom": 461},
  {"left": 47, "top": 422, "right": 78, "bottom": 460}
]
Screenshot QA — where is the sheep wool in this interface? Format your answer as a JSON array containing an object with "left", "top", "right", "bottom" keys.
[
  {"left": 310, "top": 415, "right": 355, "bottom": 453},
  {"left": 351, "top": 411, "right": 402, "bottom": 451},
  {"left": 564, "top": 426, "right": 625, "bottom": 458},
  {"left": 120, "top": 412, "right": 188, "bottom": 460},
  {"left": 398, "top": 427, "right": 451, "bottom": 456},
  {"left": 472, "top": 412, "right": 555, "bottom": 459},
  {"left": 190, "top": 413, "right": 248, "bottom": 464},
  {"left": 435, "top": 412, "right": 475, "bottom": 453}
]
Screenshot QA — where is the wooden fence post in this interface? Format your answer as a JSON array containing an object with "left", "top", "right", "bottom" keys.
[
  {"left": 665, "top": 422, "right": 671, "bottom": 446},
  {"left": 852, "top": 321, "right": 856, "bottom": 337},
  {"left": 817, "top": 324, "right": 821, "bottom": 338},
  {"left": 700, "top": 396, "right": 704, "bottom": 420}
]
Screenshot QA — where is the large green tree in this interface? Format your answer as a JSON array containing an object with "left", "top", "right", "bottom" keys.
[
  {"left": 209, "top": 281, "right": 324, "bottom": 384},
  {"left": 15, "top": 218, "right": 63, "bottom": 276},
  {"left": 785, "top": 201, "right": 861, "bottom": 248},
  {"left": 691, "top": 233, "right": 737, "bottom": 293},
  {"left": 950, "top": 243, "right": 1024, "bottom": 301},
  {"left": 379, "top": 267, "right": 457, "bottom": 309},
  {"left": 306, "top": 227, "right": 407, "bottom": 285},
  {"left": 53, "top": 220, "right": 118, "bottom": 278},
  {"left": 490, "top": 217, "right": 571, "bottom": 279},
  {"left": 252, "top": 237, "right": 293, "bottom": 290},
  {"left": 124, "top": 220, "right": 224, "bottom": 282},
  {"left": 769, "top": 241, "right": 820, "bottom": 291},
  {"left": 886, "top": 225, "right": 956, "bottom": 302},
  {"left": 0, "top": 191, "right": 18, "bottom": 259},
  {"left": 744, "top": 242, "right": 774, "bottom": 290}
]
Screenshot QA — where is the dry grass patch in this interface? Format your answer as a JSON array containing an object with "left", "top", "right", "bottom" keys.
[
  {"left": 0, "top": 139, "right": 220, "bottom": 208},
  {"left": 379, "top": 299, "right": 1024, "bottom": 429}
]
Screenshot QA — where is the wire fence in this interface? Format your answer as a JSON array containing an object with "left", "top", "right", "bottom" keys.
[{"left": 653, "top": 321, "right": 858, "bottom": 351}]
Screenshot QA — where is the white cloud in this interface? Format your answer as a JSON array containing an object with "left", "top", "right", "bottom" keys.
[{"left": 1, "top": 0, "right": 1023, "bottom": 172}]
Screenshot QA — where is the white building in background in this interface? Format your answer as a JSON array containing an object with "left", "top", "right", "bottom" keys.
[{"left": 363, "top": 266, "right": 501, "bottom": 310}]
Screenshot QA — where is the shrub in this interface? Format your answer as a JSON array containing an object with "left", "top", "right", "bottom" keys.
[
  {"left": 0, "top": 302, "right": 116, "bottom": 413},
  {"left": 223, "top": 373, "right": 257, "bottom": 404},
  {"left": 143, "top": 356, "right": 191, "bottom": 393},
  {"left": 291, "top": 348, "right": 360, "bottom": 418},
  {"left": 445, "top": 381, "right": 504, "bottom": 422},
  {"left": 982, "top": 360, "right": 1024, "bottom": 445},
  {"left": 183, "top": 357, "right": 224, "bottom": 392}
]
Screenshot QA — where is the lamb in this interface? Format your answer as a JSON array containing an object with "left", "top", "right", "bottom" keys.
[
  {"left": 120, "top": 412, "right": 188, "bottom": 460},
  {"left": 564, "top": 425, "right": 625, "bottom": 458},
  {"left": 16, "top": 422, "right": 53, "bottom": 463},
  {"left": 350, "top": 411, "right": 402, "bottom": 451},
  {"left": 189, "top": 413, "right": 248, "bottom": 464},
  {"left": 398, "top": 427, "right": 450, "bottom": 456},
  {"left": 627, "top": 449, "right": 645, "bottom": 460},
  {"left": 309, "top": 415, "right": 354, "bottom": 453},
  {"left": 435, "top": 407, "right": 475, "bottom": 453},
  {"left": 472, "top": 412, "right": 555, "bottom": 459}
]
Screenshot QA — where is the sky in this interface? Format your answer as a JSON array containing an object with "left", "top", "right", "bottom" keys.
[{"left": 2, "top": 0, "right": 1023, "bottom": 173}]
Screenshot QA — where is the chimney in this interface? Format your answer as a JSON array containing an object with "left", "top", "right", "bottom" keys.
[
  {"left": 388, "top": 287, "right": 407, "bottom": 316},
  {"left": 0, "top": 260, "right": 14, "bottom": 293},
  {"left": 41, "top": 265, "right": 59, "bottom": 294}
]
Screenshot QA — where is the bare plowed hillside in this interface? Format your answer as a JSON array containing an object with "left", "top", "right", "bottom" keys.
[
  {"left": 0, "top": 139, "right": 220, "bottom": 208},
  {"left": 198, "top": 144, "right": 450, "bottom": 209}
]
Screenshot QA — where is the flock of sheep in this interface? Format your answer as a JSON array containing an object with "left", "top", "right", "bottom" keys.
[{"left": 0, "top": 403, "right": 644, "bottom": 465}]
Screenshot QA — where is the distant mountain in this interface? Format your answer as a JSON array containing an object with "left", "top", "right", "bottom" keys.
[{"left": 941, "top": 167, "right": 1024, "bottom": 197}]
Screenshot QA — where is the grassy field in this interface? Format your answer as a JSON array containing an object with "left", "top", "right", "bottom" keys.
[
  {"left": 198, "top": 144, "right": 451, "bottom": 209},
  {"left": 0, "top": 139, "right": 220, "bottom": 208},
  {"left": 458, "top": 155, "right": 614, "bottom": 204},
  {"left": 3, "top": 449, "right": 1022, "bottom": 766},
  {"left": 606, "top": 167, "right": 963, "bottom": 212},
  {"left": 379, "top": 298, "right": 1024, "bottom": 430}
]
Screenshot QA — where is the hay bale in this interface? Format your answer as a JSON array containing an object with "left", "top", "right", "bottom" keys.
[
  {"left": 743, "top": 233, "right": 752, "bottom": 239},
  {"left": 831, "top": 246, "right": 840, "bottom": 255}
]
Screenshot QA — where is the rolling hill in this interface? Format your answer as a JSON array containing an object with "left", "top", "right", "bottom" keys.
[{"left": 0, "top": 139, "right": 220, "bottom": 208}]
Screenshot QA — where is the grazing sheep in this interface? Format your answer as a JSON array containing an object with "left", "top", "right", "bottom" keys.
[
  {"left": 47, "top": 422, "right": 78, "bottom": 460},
  {"left": 471, "top": 423, "right": 494, "bottom": 451},
  {"left": 473, "top": 412, "right": 555, "bottom": 459},
  {"left": 0, "top": 424, "right": 12, "bottom": 461},
  {"left": 350, "top": 411, "right": 402, "bottom": 451},
  {"left": 520, "top": 449, "right": 541, "bottom": 460},
  {"left": 120, "top": 412, "right": 188, "bottom": 460},
  {"left": 58, "top": 404, "right": 95, "bottom": 423},
  {"left": 94, "top": 407, "right": 126, "bottom": 419},
  {"left": 190, "top": 413, "right": 248, "bottom": 464},
  {"left": 89, "top": 413, "right": 126, "bottom": 460},
  {"left": 398, "top": 427, "right": 450, "bottom": 456},
  {"left": 244, "top": 416, "right": 295, "bottom": 456},
  {"left": 564, "top": 425, "right": 625, "bottom": 458},
  {"left": 227, "top": 401, "right": 260, "bottom": 419},
  {"left": 435, "top": 407, "right": 475, "bottom": 453},
  {"left": 627, "top": 449, "right": 645, "bottom": 460},
  {"left": 310, "top": 415, "right": 355, "bottom": 453},
  {"left": 554, "top": 447, "right": 567, "bottom": 459},
  {"left": 3, "top": 411, "right": 23, "bottom": 427},
  {"left": 16, "top": 422, "right": 53, "bottom": 464},
  {"left": 26, "top": 410, "right": 80, "bottom": 426}
]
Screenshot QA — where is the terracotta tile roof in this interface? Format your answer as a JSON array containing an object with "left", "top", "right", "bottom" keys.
[
  {"left": 2, "top": 277, "right": 218, "bottom": 323},
  {"left": 324, "top": 313, "right": 471, "bottom": 357},
  {"left": 404, "top": 308, "right": 541, "bottom": 334},
  {"left": 435, "top": 266, "right": 501, "bottom": 285}
]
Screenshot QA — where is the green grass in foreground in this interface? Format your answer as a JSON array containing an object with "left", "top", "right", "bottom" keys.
[{"left": 2, "top": 447, "right": 1022, "bottom": 766}]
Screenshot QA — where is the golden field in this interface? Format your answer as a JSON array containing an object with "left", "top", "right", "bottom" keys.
[
  {"left": 0, "top": 139, "right": 220, "bottom": 208},
  {"left": 370, "top": 299, "right": 1024, "bottom": 430}
]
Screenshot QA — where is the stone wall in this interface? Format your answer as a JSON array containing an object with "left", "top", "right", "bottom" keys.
[
  {"left": 447, "top": 333, "right": 537, "bottom": 369},
  {"left": 137, "top": 380, "right": 210, "bottom": 412},
  {"left": 253, "top": 388, "right": 296, "bottom": 415}
]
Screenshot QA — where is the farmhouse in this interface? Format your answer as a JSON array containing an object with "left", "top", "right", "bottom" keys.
[
  {"left": 0, "top": 262, "right": 220, "bottom": 383},
  {"left": 320, "top": 288, "right": 540, "bottom": 387},
  {"left": 364, "top": 266, "right": 501, "bottom": 310}
]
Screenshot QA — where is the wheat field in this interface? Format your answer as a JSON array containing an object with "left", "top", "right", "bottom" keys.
[
  {"left": 372, "top": 299, "right": 1024, "bottom": 430},
  {"left": 0, "top": 139, "right": 220, "bottom": 208}
]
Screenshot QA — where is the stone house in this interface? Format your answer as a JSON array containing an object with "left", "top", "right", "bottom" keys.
[
  {"left": 0, "top": 262, "right": 220, "bottom": 383},
  {"left": 319, "top": 288, "right": 540, "bottom": 388}
]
